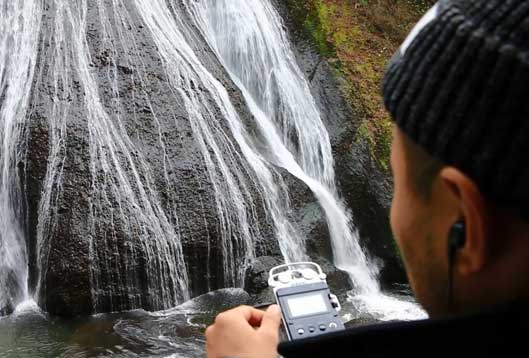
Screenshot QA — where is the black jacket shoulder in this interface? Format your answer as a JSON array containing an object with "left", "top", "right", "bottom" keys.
[{"left": 278, "top": 301, "right": 528, "bottom": 357}]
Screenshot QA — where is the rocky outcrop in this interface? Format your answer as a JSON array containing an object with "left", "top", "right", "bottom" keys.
[
  {"left": 275, "top": 0, "right": 407, "bottom": 287},
  {"left": 244, "top": 256, "right": 282, "bottom": 305}
]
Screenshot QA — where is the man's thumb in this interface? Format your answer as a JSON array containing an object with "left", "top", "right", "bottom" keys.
[{"left": 260, "top": 304, "right": 282, "bottom": 333}]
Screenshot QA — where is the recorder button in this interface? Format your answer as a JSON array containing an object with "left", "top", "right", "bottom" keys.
[
  {"left": 297, "top": 328, "right": 305, "bottom": 335},
  {"left": 302, "top": 270, "right": 316, "bottom": 280},
  {"left": 308, "top": 326, "right": 316, "bottom": 333},
  {"left": 319, "top": 324, "right": 327, "bottom": 331},
  {"left": 329, "top": 322, "right": 338, "bottom": 329},
  {"left": 279, "top": 272, "right": 291, "bottom": 284}
]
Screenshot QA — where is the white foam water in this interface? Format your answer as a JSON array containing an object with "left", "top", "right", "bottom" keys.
[{"left": 0, "top": 0, "right": 42, "bottom": 310}]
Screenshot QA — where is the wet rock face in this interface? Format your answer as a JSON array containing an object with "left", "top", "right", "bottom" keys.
[
  {"left": 244, "top": 256, "right": 283, "bottom": 305},
  {"left": 0, "top": 268, "right": 24, "bottom": 316},
  {"left": 179, "top": 288, "right": 251, "bottom": 314},
  {"left": 0, "top": 300, "right": 13, "bottom": 317},
  {"left": 24, "top": 110, "right": 93, "bottom": 316},
  {"left": 0, "top": 305, "right": 11, "bottom": 317},
  {"left": 335, "top": 141, "right": 407, "bottom": 287},
  {"left": 23, "top": 1, "right": 278, "bottom": 316}
]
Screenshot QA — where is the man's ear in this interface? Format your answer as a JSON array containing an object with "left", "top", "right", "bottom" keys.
[{"left": 439, "top": 167, "right": 489, "bottom": 275}]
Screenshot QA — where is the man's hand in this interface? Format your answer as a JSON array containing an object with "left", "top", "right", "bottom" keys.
[{"left": 205, "top": 304, "right": 282, "bottom": 358}]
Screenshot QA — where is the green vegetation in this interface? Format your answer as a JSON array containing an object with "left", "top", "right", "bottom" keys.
[{"left": 286, "top": 0, "right": 433, "bottom": 170}]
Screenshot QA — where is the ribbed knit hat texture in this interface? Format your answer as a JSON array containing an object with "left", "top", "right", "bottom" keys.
[{"left": 383, "top": 0, "right": 529, "bottom": 219}]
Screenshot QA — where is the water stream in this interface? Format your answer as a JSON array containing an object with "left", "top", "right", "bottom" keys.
[
  {"left": 0, "top": 0, "right": 42, "bottom": 312},
  {"left": 185, "top": 0, "right": 378, "bottom": 292}
]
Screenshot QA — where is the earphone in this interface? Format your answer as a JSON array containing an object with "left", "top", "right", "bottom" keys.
[
  {"left": 448, "top": 221, "right": 466, "bottom": 254},
  {"left": 447, "top": 221, "right": 466, "bottom": 305}
]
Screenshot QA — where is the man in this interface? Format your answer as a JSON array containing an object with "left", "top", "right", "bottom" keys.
[{"left": 205, "top": 0, "right": 529, "bottom": 356}]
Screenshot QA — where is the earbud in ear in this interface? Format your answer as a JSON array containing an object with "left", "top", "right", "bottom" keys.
[{"left": 448, "top": 221, "right": 466, "bottom": 252}]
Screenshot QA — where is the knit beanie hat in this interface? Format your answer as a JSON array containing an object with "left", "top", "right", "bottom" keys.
[{"left": 383, "top": 0, "right": 529, "bottom": 219}]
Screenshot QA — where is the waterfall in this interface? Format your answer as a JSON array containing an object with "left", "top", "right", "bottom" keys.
[
  {"left": 0, "top": 0, "right": 42, "bottom": 312},
  {"left": 1, "top": 0, "right": 425, "bottom": 319},
  {"left": 185, "top": 0, "right": 380, "bottom": 294}
]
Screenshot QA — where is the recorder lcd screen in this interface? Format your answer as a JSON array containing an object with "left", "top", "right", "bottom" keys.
[{"left": 287, "top": 293, "right": 327, "bottom": 318}]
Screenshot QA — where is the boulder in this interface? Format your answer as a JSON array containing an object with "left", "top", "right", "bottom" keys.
[{"left": 244, "top": 256, "right": 283, "bottom": 305}]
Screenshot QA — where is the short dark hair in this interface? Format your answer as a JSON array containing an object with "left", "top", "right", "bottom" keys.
[{"left": 400, "top": 131, "right": 443, "bottom": 200}]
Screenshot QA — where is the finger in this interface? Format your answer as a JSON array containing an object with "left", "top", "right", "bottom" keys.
[
  {"left": 206, "top": 340, "right": 218, "bottom": 358},
  {"left": 248, "top": 308, "right": 266, "bottom": 327},
  {"left": 259, "top": 304, "right": 282, "bottom": 334},
  {"left": 205, "top": 324, "right": 213, "bottom": 337},
  {"left": 217, "top": 306, "right": 266, "bottom": 327},
  {"left": 237, "top": 306, "right": 266, "bottom": 327},
  {"left": 205, "top": 326, "right": 217, "bottom": 358}
]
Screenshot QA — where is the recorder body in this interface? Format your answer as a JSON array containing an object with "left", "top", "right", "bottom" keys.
[{"left": 268, "top": 262, "right": 345, "bottom": 341}]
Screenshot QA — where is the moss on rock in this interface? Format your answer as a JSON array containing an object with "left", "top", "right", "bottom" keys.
[{"left": 284, "top": 0, "right": 432, "bottom": 171}]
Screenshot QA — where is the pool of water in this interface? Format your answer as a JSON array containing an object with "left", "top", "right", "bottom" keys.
[
  {"left": 0, "top": 287, "right": 425, "bottom": 358},
  {"left": 0, "top": 301, "right": 206, "bottom": 357}
]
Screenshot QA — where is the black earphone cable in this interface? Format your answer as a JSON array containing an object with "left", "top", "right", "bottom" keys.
[
  {"left": 448, "top": 242, "right": 457, "bottom": 305},
  {"left": 448, "top": 221, "right": 465, "bottom": 307}
]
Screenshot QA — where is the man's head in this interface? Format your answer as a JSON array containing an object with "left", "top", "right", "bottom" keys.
[
  {"left": 384, "top": 0, "right": 529, "bottom": 317},
  {"left": 390, "top": 126, "right": 529, "bottom": 317}
]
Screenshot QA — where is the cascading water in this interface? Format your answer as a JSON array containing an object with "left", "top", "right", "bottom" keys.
[
  {"left": 185, "top": 0, "right": 379, "bottom": 292},
  {"left": 131, "top": 0, "right": 306, "bottom": 280},
  {"left": 0, "top": 0, "right": 42, "bottom": 313},
  {"left": 30, "top": 0, "right": 299, "bottom": 311}
]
